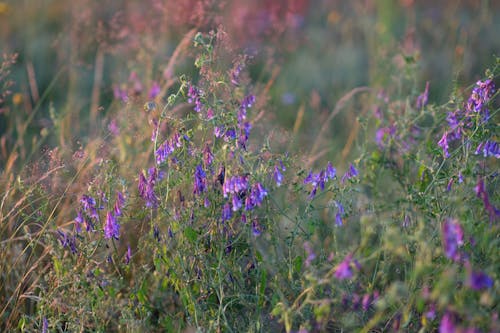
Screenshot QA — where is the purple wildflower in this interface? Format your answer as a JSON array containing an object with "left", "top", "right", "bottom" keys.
[
  {"left": 81, "top": 194, "right": 99, "bottom": 220},
  {"left": 467, "top": 269, "right": 493, "bottom": 290},
  {"left": 231, "top": 64, "right": 242, "bottom": 86},
  {"left": 206, "top": 108, "right": 214, "bottom": 119},
  {"left": 232, "top": 194, "right": 242, "bottom": 211},
  {"left": 476, "top": 140, "right": 500, "bottom": 158},
  {"left": 334, "top": 254, "right": 353, "bottom": 280},
  {"left": 148, "top": 82, "right": 161, "bottom": 99},
  {"left": 326, "top": 162, "right": 336, "bottom": 179},
  {"left": 56, "top": 230, "right": 77, "bottom": 254},
  {"left": 104, "top": 211, "right": 120, "bottom": 240},
  {"left": 42, "top": 317, "right": 48, "bottom": 333},
  {"left": 441, "top": 218, "right": 464, "bottom": 261},
  {"left": 138, "top": 168, "right": 158, "bottom": 208},
  {"left": 223, "top": 175, "right": 249, "bottom": 198},
  {"left": 153, "top": 224, "right": 161, "bottom": 242},
  {"left": 475, "top": 178, "right": 500, "bottom": 221},
  {"left": 222, "top": 203, "right": 232, "bottom": 222},
  {"left": 242, "top": 95, "right": 256, "bottom": 109},
  {"left": 335, "top": 201, "right": 345, "bottom": 226},
  {"left": 341, "top": 163, "right": 359, "bottom": 183},
  {"left": 203, "top": 144, "right": 213, "bottom": 167},
  {"left": 114, "top": 191, "right": 125, "bottom": 216},
  {"left": 74, "top": 210, "right": 83, "bottom": 233},
  {"left": 362, "top": 294, "right": 371, "bottom": 311},
  {"left": 273, "top": 165, "right": 283, "bottom": 186},
  {"left": 124, "top": 245, "right": 132, "bottom": 264},
  {"left": 439, "top": 312, "right": 456, "bottom": 333},
  {"left": 466, "top": 79, "right": 495, "bottom": 121},
  {"left": 252, "top": 219, "right": 262, "bottom": 236},
  {"left": 438, "top": 132, "right": 450, "bottom": 158},
  {"left": 224, "top": 128, "right": 237, "bottom": 141},
  {"left": 416, "top": 81, "right": 429, "bottom": 109},
  {"left": 193, "top": 164, "right": 207, "bottom": 196},
  {"left": 108, "top": 119, "right": 120, "bottom": 136},
  {"left": 446, "top": 178, "right": 454, "bottom": 192},
  {"left": 187, "top": 85, "right": 203, "bottom": 112},
  {"left": 214, "top": 126, "right": 225, "bottom": 138}
]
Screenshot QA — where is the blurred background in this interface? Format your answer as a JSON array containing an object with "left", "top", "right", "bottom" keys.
[{"left": 1, "top": 0, "right": 499, "bottom": 166}]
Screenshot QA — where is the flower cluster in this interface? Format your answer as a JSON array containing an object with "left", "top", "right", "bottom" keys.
[
  {"left": 155, "top": 132, "right": 188, "bottom": 165},
  {"left": 74, "top": 194, "right": 100, "bottom": 232},
  {"left": 304, "top": 161, "right": 337, "bottom": 198},
  {"left": 187, "top": 84, "right": 203, "bottom": 112},
  {"left": 56, "top": 230, "right": 77, "bottom": 254},
  {"left": 138, "top": 167, "right": 160, "bottom": 208},
  {"left": 438, "top": 79, "right": 496, "bottom": 158}
]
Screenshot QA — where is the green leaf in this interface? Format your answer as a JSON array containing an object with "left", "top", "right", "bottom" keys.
[{"left": 184, "top": 227, "right": 198, "bottom": 243}]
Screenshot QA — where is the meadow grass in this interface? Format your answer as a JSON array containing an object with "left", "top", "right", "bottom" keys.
[{"left": 0, "top": 2, "right": 499, "bottom": 332}]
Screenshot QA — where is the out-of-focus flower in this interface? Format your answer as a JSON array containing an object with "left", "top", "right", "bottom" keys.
[
  {"left": 467, "top": 269, "right": 494, "bottom": 291},
  {"left": 475, "top": 177, "right": 500, "bottom": 221},
  {"left": 416, "top": 81, "right": 430, "bottom": 109},
  {"left": 148, "top": 82, "right": 161, "bottom": 99},
  {"left": 273, "top": 165, "right": 283, "bottom": 187},
  {"left": 222, "top": 202, "right": 232, "bottom": 222},
  {"left": 334, "top": 254, "right": 354, "bottom": 280},
  {"left": 335, "top": 201, "right": 345, "bottom": 226},
  {"left": 439, "top": 312, "right": 456, "bottom": 333},
  {"left": 441, "top": 218, "right": 463, "bottom": 261}
]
